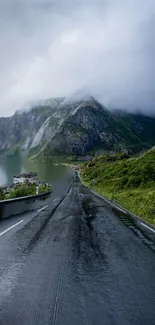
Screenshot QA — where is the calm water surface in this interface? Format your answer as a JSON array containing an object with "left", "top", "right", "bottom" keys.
[{"left": 0, "top": 151, "right": 67, "bottom": 186}]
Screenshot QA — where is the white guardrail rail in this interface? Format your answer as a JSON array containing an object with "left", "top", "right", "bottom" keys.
[{"left": 0, "top": 191, "right": 52, "bottom": 220}]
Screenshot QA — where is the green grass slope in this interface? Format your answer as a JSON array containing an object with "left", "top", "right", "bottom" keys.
[{"left": 81, "top": 149, "right": 155, "bottom": 225}]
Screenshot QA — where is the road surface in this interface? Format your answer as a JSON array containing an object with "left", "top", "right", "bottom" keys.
[{"left": 0, "top": 172, "right": 155, "bottom": 325}]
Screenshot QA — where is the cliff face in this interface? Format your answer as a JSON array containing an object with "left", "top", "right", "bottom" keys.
[
  {"left": 0, "top": 97, "right": 73, "bottom": 154},
  {"left": 43, "top": 99, "right": 155, "bottom": 157},
  {"left": 0, "top": 96, "right": 155, "bottom": 158}
]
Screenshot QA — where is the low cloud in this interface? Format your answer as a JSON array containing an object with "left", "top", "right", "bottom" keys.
[{"left": 0, "top": 0, "right": 155, "bottom": 116}]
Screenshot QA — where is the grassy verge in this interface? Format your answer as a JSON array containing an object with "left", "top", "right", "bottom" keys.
[
  {"left": 80, "top": 150, "right": 155, "bottom": 226},
  {"left": 0, "top": 183, "right": 52, "bottom": 200}
]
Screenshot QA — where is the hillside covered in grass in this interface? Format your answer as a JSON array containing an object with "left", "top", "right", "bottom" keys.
[{"left": 81, "top": 149, "right": 155, "bottom": 226}]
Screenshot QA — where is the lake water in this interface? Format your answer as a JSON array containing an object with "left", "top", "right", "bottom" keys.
[{"left": 0, "top": 151, "right": 67, "bottom": 186}]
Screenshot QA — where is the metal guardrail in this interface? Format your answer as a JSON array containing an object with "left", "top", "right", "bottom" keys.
[{"left": 0, "top": 191, "right": 52, "bottom": 220}]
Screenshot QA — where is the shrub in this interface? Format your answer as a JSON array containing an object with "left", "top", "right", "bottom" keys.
[
  {"left": 38, "top": 184, "right": 51, "bottom": 194},
  {"left": 127, "top": 175, "right": 142, "bottom": 188},
  {"left": 0, "top": 189, "right": 5, "bottom": 200},
  {"left": 8, "top": 183, "right": 52, "bottom": 199},
  {"left": 119, "top": 176, "right": 129, "bottom": 189},
  {"left": 141, "top": 163, "right": 155, "bottom": 181}
]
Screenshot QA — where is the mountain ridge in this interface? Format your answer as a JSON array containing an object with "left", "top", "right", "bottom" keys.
[{"left": 0, "top": 96, "right": 155, "bottom": 159}]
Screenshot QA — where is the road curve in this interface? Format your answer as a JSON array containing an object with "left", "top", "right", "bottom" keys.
[{"left": 0, "top": 172, "right": 155, "bottom": 325}]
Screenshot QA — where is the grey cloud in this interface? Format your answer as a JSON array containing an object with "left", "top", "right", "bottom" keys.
[{"left": 0, "top": 0, "right": 154, "bottom": 116}]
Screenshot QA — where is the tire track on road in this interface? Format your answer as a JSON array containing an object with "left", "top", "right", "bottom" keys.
[
  {"left": 24, "top": 185, "right": 72, "bottom": 254},
  {"left": 50, "top": 247, "right": 65, "bottom": 325}
]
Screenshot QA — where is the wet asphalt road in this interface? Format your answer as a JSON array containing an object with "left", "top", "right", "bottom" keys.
[{"left": 0, "top": 172, "right": 155, "bottom": 325}]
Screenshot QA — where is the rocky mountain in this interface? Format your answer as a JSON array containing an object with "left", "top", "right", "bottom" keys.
[{"left": 0, "top": 96, "right": 155, "bottom": 159}]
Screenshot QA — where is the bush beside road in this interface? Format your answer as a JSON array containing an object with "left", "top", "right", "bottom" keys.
[{"left": 0, "top": 183, "right": 52, "bottom": 200}]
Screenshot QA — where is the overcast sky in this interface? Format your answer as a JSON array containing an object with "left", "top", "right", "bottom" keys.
[{"left": 0, "top": 0, "right": 155, "bottom": 116}]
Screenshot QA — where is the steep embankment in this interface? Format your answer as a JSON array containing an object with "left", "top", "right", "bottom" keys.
[{"left": 81, "top": 149, "right": 155, "bottom": 225}]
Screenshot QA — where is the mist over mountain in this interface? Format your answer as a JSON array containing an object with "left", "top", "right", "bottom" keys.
[{"left": 0, "top": 0, "right": 154, "bottom": 116}]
